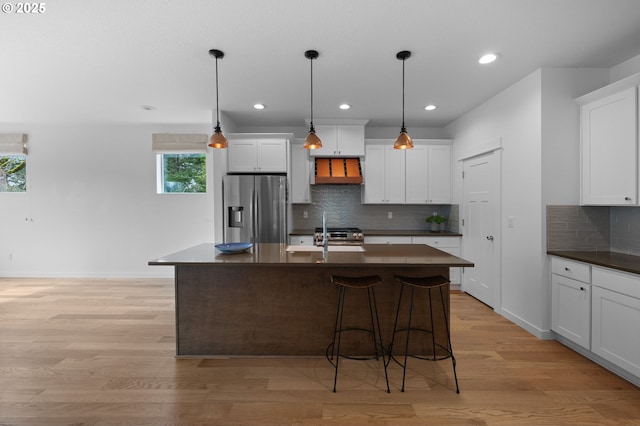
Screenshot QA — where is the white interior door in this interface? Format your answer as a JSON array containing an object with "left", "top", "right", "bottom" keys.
[{"left": 462, "top": 151, "right": 500, "bottom": 309}]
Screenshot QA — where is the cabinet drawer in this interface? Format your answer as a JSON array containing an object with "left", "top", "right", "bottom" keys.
[
  {"left": 289, "top": 235, "right": 314, "bottom": 246},
  {"left": 592, "top": 266, "right": 640, "bottom": 299},
  {"left": 411, "top": 236, "right": 460, "bottom": 249},
  {"left": 365, "top": 236, "right": 412, "bottom": 244},
  {"left": 551, "top": 257, "right": 591, "bottom": 282}
]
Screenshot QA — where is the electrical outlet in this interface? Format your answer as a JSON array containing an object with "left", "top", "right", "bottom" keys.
[
  {"left": 8, "top": 253, "right": 13, "bottom": 261},
  {"left": 303, "top": 211, "right": 308, "bottom": 219},
  {"left": 388, "top": 212, "right": 393, "bottom": 219},
  {"left": 508, "top": 216, "right": 514, "bottom": 228}
]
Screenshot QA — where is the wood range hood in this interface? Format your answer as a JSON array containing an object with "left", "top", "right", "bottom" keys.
[{"left": 314, "top": 157, "right": 363, "bottom": 184}]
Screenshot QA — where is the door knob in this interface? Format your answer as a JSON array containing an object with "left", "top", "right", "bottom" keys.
[{"left": 486, "top": 235, "right": 494, "bottom": 241}]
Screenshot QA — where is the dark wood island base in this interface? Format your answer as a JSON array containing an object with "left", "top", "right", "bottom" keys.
[{"left": 150, "top": 243, "right": 473, "bottom": 357}]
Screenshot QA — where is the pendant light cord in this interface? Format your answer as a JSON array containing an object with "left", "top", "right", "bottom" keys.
[
  {"left": 401, "top": 57, "right": 406, "bottom": 131},
  {"left": 309, "top": 55, "right": 314, "bottom": 129},
  {"left": 215, "top": 56, "right": 220, "bottom": 128}
]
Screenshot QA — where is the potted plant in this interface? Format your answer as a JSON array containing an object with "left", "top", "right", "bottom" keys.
[{"left": 426, "top": 212, "right": 446, "bottom": 232}]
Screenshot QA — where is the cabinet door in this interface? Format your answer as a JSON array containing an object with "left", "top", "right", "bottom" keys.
[
  {"left": 592, "top": 286, "right": 640, "bottom": 377},
  {"left": 405, "top": 145, "right": 429, "bottom": 204},
  {"left": 257, "top": 139, "right": 287, "bottom": 172},
  {"left": 228, "top": 140, "right": 259, "bottom": 172},
  {"left": 581, "top": 87, "right": 638, "bottom": 205},
  {"left": 363, "top": 145, "right": 405, "bottom": 203},
  {"left": 362, "top": 145, "right": 386, "bottom": 203},
  {"left": 290, "top": 143, "right": 311, "bottom": 203},
  {"left": 308, "top": 125, "right": 338, "bottom": 157},
  {"left": 336, "top": 125, "right": 365, "bottom": 156},
  {"left": 551, "top": 275, "right": 591, "bottom": 349},
  {"left": 384, "top": 146, "right": 405, "bottom": 203},
  {"left": 427, "top": 145, "right": 452, "bottom": 204},
  {"left": 405, "top": 145, "right": 451, "bottom": 204}
]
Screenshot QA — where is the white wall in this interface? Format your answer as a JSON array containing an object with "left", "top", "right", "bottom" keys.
[
  {"left": 610, "top": 53, "right": 640, "bottom": 82},
  {"left": 448, "top": 69, "right": 545, "bottom": 334},
  {"left": 0, "top": 123, "right": 218, "bottom": 278},
  {"left": 447, "top": 67, "right": 611, "bottom": 336}
]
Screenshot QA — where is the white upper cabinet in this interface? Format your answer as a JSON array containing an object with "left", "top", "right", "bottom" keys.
[
  {"left": 577, "top": 80, "right": 639, "bottom": 205},
  {"left": 406, "top": 144, "right": 452, "bottom": 204},
  {"left": 290, "top": 141, "right": 312, "bottom": 204},
  {"left": 362, "top": 144, "right": 405, "bottom": 203},
  {"left": 227, "top": 137, "right": 288, "bottom": 173},
  {"left": 309, "top": 124, "right": 366, "bottom": 157}
]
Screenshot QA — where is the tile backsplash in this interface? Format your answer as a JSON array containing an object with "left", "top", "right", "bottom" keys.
[
  {"left": 611, "top": 207, "right": 640, "bottom": 255},
  {"left": 547, "top": 205, "right": 640, "bottom": 256},
  {"left": 292, "top": 185, "right": 458, "bottom": 232}
]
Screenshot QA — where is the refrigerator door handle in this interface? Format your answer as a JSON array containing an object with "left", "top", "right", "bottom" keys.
[{"left": 251, "top": 187, "right": 257, "bottom": 244}]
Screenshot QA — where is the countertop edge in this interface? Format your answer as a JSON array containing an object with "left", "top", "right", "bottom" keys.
[
  {"left": 150, "top": 243, "right": 474, "bottom": 267},
  {"left": 547, "top": 251, "right": 640, "bottom": 276},
  {"left": 289, "top": 229, "right": 462, "bottom": 237}
]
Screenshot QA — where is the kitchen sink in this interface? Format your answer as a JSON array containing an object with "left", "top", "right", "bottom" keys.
[{"left": 285, "top": 245, "right": 365, "bottom": 252}]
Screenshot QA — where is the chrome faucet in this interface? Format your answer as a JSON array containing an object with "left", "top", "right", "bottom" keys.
[{"left": 321, "top": 210, "right": 328, "bottom": 255}]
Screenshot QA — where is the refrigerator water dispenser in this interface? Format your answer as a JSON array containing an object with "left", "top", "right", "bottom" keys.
[{"left": 228, "top": 206, "right": 244, "bottom": 228}]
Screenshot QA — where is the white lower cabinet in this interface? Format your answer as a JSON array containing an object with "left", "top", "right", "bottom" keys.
[
  {"left": 289, "top": 235, "right": 314, "bottom": 246},
  {"left": 551, "top": 257, "right": 591, "bottom": 349},
  {"left": 551, "top": 274, "right": 591, "bottom": 349},
  {"left": 412, "top": 236, "right": 461, "bottom": 284},
  {"left": 550, "top": 256, "right": 640, "bottom": 384},
  {"left": 591, "top": 267, "right": 640, "bottom": 378}
]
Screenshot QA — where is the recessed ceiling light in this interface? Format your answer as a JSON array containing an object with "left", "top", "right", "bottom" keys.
[
  {"left": 253, "top": 103, "right": 266, "bottom": 110},
  {"left": 425, "top": 104, "right": 437, "bottom": 111},
  {"left": 141, "top": 105, "right": 156, "bottom": 111},
  {"left": 479, "top": 52, "right": 500, "bottom": 65},
  {"left": 339, "top": 104, "right": 351, "bottom": 110}
]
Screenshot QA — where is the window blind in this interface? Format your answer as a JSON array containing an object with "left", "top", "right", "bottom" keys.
[
  {"left": 0, "top": 133, "right": 27, "bottom": 155},
  {"left": 151, "top": 133, "right": 208, "bottom": 153}
]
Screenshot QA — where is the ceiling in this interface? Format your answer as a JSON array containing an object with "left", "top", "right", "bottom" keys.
[{"left": 3, "top": 0, "right": 640, "bottom": 129}]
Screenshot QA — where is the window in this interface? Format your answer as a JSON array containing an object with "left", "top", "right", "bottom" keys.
[
  {"left": 157, "top": 153, "right": 206, "bottom": 193},
  {"left": 0, "top": 134, "right": 27, "bottom": 193},
  {"left": 0, "top": 155, "right": 27, "bottom": 192},
  {"left": 152, "top": 133, "right": 208, "bottom": 194}
]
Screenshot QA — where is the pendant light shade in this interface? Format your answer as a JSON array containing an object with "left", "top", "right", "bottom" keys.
[
  {"left": 304, "top": 50, "right": 322, "bottom": 150},
  {"left": 393, "top": 50, "right": 413, "bottom": 150},
  {"left": 208, "top": 49, "right": 228, "bottom": 149}
]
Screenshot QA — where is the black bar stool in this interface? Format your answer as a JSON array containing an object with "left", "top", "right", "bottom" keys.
[
  {"left": 388, "top": 274, "right": 459, "bottom": 393},
  {"left": 326, "top": 274, "right": 390, "bottom": 393}
]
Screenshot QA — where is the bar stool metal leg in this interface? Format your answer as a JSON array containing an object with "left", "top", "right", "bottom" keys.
[
  {"left": 326, "top": 275, "right": 390, "bottom": 393},
  {"left": 389, "top": 275, "right": 460, "bottom": 394}
]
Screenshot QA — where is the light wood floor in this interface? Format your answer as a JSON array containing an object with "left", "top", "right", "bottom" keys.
[{"left": 1, "top": 278, "right": 639, "bottom": 425}]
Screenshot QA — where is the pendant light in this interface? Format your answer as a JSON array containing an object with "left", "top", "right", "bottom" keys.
[
  {"left": 303, "top": 50, "right": 322, "bottom": 150},
  {"left": 393, "top": 50, "right": 414, "bottom": 150},
  {"left": 208, "top": 49, "right": 228, "bottom": 149}
]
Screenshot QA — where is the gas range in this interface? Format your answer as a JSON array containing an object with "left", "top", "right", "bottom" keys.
[{"left": 314, "top": 227, "right": 364, "bottom": 246}]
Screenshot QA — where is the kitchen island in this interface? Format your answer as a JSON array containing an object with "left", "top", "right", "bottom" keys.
[{"left": 149, "top": 243, "right": 473, "bottom": 357}]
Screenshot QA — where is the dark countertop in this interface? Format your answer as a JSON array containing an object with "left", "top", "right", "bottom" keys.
[
  {"left": 290, "top": 229, "right": 462, "bottom": 237},
  {"left": 548, "top": 251, "right": 640, "bottom": 276},
  {"left": 150, "top": 243, "right": 474, "bottom": 268}
]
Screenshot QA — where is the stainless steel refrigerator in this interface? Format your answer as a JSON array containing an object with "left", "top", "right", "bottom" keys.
[{"left": 223, "top": 175, "right": 287, "bottom": 244}]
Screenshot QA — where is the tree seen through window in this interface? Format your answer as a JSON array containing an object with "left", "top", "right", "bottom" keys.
[{"left": 0, "top": 155, "right": 26, "bottom": 192}]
